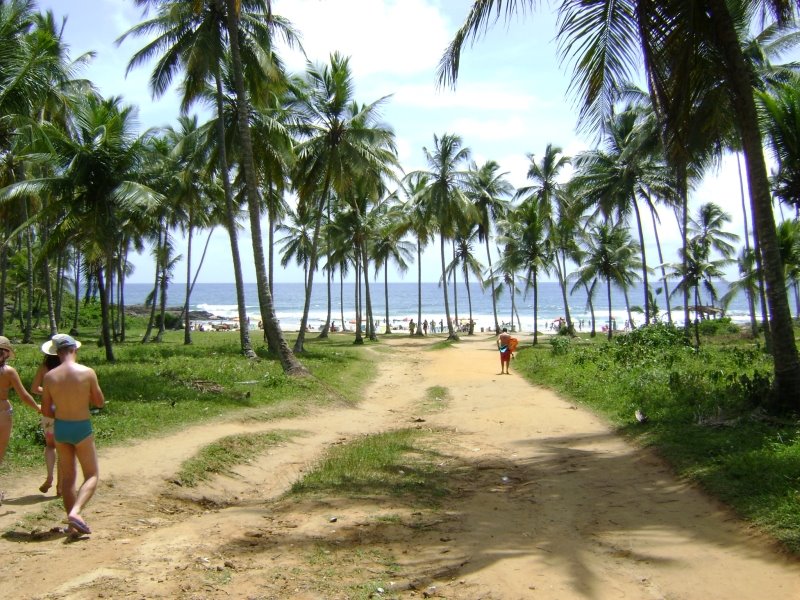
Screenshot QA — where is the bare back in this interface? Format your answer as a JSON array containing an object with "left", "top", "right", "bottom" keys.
[{"left": 42, "top": 361, "right": 104, "bottom": 421}]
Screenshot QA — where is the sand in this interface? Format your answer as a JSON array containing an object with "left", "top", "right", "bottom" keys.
[{"left": 0, "top": 333, "right": 798, "bottom": 599}]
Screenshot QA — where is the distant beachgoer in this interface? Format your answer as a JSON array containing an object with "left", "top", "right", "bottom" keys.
[
  {"left": 41, "top": 334, "right": 105, "bottom": 536},
  {"left": 497, "top": 328, "right": 512, "bottom": 375},
  {"left": 409, "top": 319, "right": 416, "bottom": 335},
  {"left": 422, "top": 320, "right": 428, "bottom": 335},
  {"left": 0, "top": 336, "right": 41, "bottom": 502},
  {"left": 31, "top": 350, "right": 63, "bottom": 496},
  {"left": 429, "top": 319, "right": 435, "bottom": 334},
  {"left": 439, "top": 319, "right": 444, "bottom": 332}
]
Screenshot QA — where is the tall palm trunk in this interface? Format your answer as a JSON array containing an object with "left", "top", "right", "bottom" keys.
[
  {"left": 649, "top": 203, "right": 672, "bottom": 323},
  {"left": 383, "top": 257, "right": 391, "bottom": 334},
  {"left": 294, "top": 176, "right": 330, "bottom": 353},
  {"left": 319, "top": 203, "right": 333, "bottom": 339},
  {"left": 70, "top": 251, "right": 80, "bottom": 335},
  {"left": 183, "top": 213, "right": 193, "bottom": 345},
  {"left": 215, "top": 77, "right": 255, "bottom": 358},
  {"left": 464, "top": 266, "right": 474, "bottom": 335},
  {"left": 98, "top": 260, "right": 115, "bottom": 361},
  {"left": 677, "top": 171, "right": 691, "bottom": 335},
  {"left": 554, "top": 250, "right": 573, "bottom": 331},
  {"left": 485, "top": 236, "right": 500, "bottom": 333},
  {"left": 22, "top": 201, "right": 33, "bottom": 344},
  {"left": 416, "top": 238, "right": 423, "bottom": 335},
  {"left": 155, "top": 255, "right": 168, "bottom": 343},
  {"left": 631, "top": 197, "right": 649, "bottom": 324},
  {"left": 354, "top": 250, "right": 363, "bottom": 344},
  {"left": 142, "top": 227, "right": 161, "bottom": 344},
  {"left": 451, "top": 242, "right": 459, "bottom": 332},
  {"left": 606, "top": 276, "right": 613, "bottom": 341},
  {"left": 736, "top": 153, "right": 759, "bottom": 337},
  {"left": 339, "top": 268, "right": 346, "bottom": 332},
  {"left": 708, "top": 0, "right": 800, "bottom": 407},
  {"left": 583, "top": 280, "right": 597, "bottom": 337},
  {"left": 0, "top": 230, "right": 7, "bottom": 335},
  {"left": 532, "top": 268, "right": 539, "bottom": 345},
  {"left": 440, "top": 235, "right": 457, "bottom": 340},
  {"left": 224, "top": 2, "right": 305, "bottom": 374},
  {"left": 362, "top": 242, "right": 377, "bottom": 341}
]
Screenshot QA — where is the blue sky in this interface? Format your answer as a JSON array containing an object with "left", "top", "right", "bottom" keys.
[{"left": 37, "top": 0, "right": 753, "bottom": 284}]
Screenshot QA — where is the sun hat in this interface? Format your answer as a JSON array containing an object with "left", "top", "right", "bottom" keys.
[
  {"left": 41, "top": 334, "right": 81, "bottom": 356},
  {"left": 0, "top": 336, "right": 15, "bottom": 359}
]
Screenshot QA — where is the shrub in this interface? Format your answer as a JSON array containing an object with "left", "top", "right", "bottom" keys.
[{"left": 550, "top": 335, "right": 570, "bottom": 355}]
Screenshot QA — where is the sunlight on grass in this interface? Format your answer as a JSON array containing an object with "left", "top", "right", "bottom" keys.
[
  {"left": 290, "top": 429, "right": 447, "bottom": 504},
  {"left": 176, "top": 431, "right": 295, "bottom": 487}
]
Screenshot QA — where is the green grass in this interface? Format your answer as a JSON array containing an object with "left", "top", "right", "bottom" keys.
[
  {"left": 176, "top": 431, "right": 296, "bottom": 487},
  {"left": 513, "top": 324, "right": 800, "bottom": 553},
  {"left": 290, "top": 428, "right": 447, "bottom": 505},
  {"left": 419, "top": 385, "right": 450, "bottom": 412},
  {"left": 0, "top": 327, "right": 375, "bottom": 473}
]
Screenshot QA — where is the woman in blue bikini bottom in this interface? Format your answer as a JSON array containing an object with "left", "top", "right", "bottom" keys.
[{"left": 54, "top": 419, "right": 93, "bottom": 445}]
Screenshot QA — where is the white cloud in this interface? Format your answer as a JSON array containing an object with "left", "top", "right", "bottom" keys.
[{"left": 273, "top": 0, "right": 450, "bottom": 77}]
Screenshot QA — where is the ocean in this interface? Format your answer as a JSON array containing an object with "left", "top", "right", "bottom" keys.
[{"left": 121, "top": 280, "right": 754, "bottom": 335}]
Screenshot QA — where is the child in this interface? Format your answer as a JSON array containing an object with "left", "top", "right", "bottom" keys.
[
  {"left": 31, "top": 349, "right": 63, "bottom": 495},
  {"left": 0, "top": 336, "right": 41, "bottom": 502}
]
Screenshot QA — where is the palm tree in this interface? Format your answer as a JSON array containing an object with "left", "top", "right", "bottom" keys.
[
  {"left": 574, "top": 220, "right": 641, "bottom": 340},
  {"left": 372, "top": 202, "right": 414, "bottom": 335},
  {"left": 120, "top": 0, "right": 299, "bottom": 361},
  {"left": 412, "top": 133, "right": 473, "bottom": 341},
  {"left": 3, "top": 92, "right": 161, "bottom": 360},
  {"left": 447, "top": 224, "right": 484, "bottom": 335},
  {"left": 721, "top": 248, "right": 760, "bottom": 336},
  {"left": 516, "top": 144, "right": 577, "bottom": 330},
  {"left": 465, "top": 160, "right": 512, "bottom": 333},
  {"left": 689, "top": 202, "right": 740, "bottom": 265},
  {"left": 497, "top": 199, "right": 551, "bottom": 345},
  {"left": 398, "top": 173, "right": 434, "bottom": 337},
  {"left": 671, "top": 239, "right": 731, "bottom": 347},
  {"left": 776, "top": 219, "right": 800, "bottom": 317},
  {"left": 292, "top": 52, "right": 398, "bottom": 352},
  {"left": 759, "top": 82, "right": 800, "bottom": 213},
  {"left": 439, "top": 0, "right": 800, "bottom": 407}
]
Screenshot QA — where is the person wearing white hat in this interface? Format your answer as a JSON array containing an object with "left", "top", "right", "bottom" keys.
[
  {"left": 0, "top": 336, "right": 42, "bottom": 503},
  {"left": 40, "top": 334, "right": 104, "bottom": 535}
]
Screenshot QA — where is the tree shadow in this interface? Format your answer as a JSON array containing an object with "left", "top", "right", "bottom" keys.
[{"left": 212, "top": 430, "right": 798, "bottom": 596}]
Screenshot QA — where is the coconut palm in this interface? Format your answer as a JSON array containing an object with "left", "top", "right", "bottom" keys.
[
  {"left": 398, "top": 173, "right": 434, "bottom": 337},
  {"left": 759, "top": 82, "right": 800, "bottom": 212},
  {"left": 689, "top": 202, "right": 740, "bottom": 265},
  {"left": 497, "top": 199, "right": 552, "bottom": 345},
  {"left": 722, "top": 248, "right": 761, "bottom": 336},
  {"left": 573, "top": 220, "right": 641, "bottom": 340},
  {"left": 439, "top": 0, "right": 800, "bottom": 406},
  {"left": 292, "top": 53, "right": 398, "bottom": 352},
  {"left": 447, "top": 223, "right": 484, "bottom": 335},
  {"left": 465, "top": 159, "right": 512, "bottom": 334},
  {"left": 411, "top": 133, "right": 473, "bottom": 341},
  {"left": 2, "top": 92, "right": 161, "bottom": 360},
  {"left": 516, "top": 144, "right": 577, "bottom": 330},
  {"left": 372, "top": 202, "right": 414, "bottom": 335},
  {"left": 120, "top": 0, "right": 301, "bottom": 363}
]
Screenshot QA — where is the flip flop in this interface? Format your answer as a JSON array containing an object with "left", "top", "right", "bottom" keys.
[{"left": 68, "top": 516, "right": 91, "bottom": 535}]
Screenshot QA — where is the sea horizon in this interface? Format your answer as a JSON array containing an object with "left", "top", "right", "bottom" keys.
[{"left": 117, "top": 279, "right": 755, "bottom": 335}]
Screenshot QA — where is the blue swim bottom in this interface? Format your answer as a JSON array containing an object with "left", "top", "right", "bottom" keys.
[{"left": 54, "top": 418, "right": 93, "bottom": 445}]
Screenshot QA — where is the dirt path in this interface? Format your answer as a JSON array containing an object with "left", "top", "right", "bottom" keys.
[{"left": 1, "top": 335, "right": 798, "bottom": 599}]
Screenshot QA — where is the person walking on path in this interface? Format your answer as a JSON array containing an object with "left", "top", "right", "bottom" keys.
[
  {"left": 41, "top": 335, "right": 105, "bottom": 536},
  {"left": 0, "top": 336, "right": 41, "bottom": 502},
  {"left": 31, "top": 349, "right": 62, "bottom": 496},
  {"left": 497, "top": 328, "right": 512, "bottom": 374},
  {"left": 422, "top": 320, "right": 429, "bottom": 335}
]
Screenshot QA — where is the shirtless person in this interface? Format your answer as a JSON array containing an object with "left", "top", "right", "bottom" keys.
[
  {"left": 41, "top": 335, "right": 104, "bottom": 535},
  {"left": 497, "top": 328, "right": 512, "bottom": 374}
]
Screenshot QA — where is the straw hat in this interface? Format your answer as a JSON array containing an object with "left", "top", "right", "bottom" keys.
[
  {"left": 0, "top": 336, "right": 15, "bottom": 359},
  {"left": 41, "top": 334, "right": 81, "bottom": 356}
]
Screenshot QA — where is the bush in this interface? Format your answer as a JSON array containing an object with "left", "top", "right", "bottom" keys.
[
  {"left": 550, "top": 335, "right": 571, "bottom": 355},
  {"left": 697, "top": 317, "right": 739, "bottom": 336}
]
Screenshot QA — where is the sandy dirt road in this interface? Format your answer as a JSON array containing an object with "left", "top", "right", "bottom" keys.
[{"left": 0, "top": 334, "right": 798, "bottom": 599}]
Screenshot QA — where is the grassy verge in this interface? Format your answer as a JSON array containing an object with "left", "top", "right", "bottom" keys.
[
  {"left": 176, "top": 431, "right": 296, "bottom": 487},
  {"left": 513, "top": 323, "right": 800, "bottom": 553},
  {"left": 0, "top": 328, "right": 375, "bottom": 473},
  {"left": 290, "top": 428, "right": 447, "bottom": 505}
]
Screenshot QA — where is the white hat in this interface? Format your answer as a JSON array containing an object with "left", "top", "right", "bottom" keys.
[{"left": 41, "top": 334, "right": 81, "bottom": 355}]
